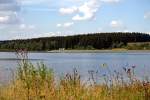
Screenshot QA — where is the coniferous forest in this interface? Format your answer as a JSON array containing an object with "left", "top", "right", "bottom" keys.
[{"left": 0, "top": 32, "right": 150, "bottom": 51}]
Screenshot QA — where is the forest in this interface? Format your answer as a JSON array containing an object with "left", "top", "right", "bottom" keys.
[{"left": 0, "top": 32, "right": 150, "bottom": 51}]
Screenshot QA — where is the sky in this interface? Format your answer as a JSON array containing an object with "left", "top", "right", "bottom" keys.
[{"left": 0, "top": 0, "right": 150, "bottom": 40}]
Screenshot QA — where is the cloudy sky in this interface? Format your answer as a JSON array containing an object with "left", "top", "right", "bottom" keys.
[{"left": 0, "top": 0, "right": 150, "bottom": 40}]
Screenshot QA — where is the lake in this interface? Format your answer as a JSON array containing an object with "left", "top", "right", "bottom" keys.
[{"left": 0, "top": 51, "right": 150, "bottom": 84}]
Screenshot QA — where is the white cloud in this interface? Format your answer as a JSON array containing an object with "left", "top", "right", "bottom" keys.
[
  {"left": 123, "top": 30, "right": 129, "bottom": 32},
  {"left": 101, "top": 0, "right": 120, "bottom": 3},
  {"left": 64, "top": 22, "right": 74, "bottom": 27},
  {"left": 11, "top": 32, "right": 56, "bottom": 40},
  {"left": 59, "top": 0, "right": 100, "bottom": 21},
  {"left": 23, "top": 7, "right": 57, "bottom": 12},
  {"left": 19, "top": 24, "right": 35, "bottom": 30},
  {"left": 109, "top": 20, "right": 128, "bottom": 32},
  {"left": 28, "top": 25, "right": 35, "bottom": 29},
  {"left": 0, "top": 12, "right": 21, "bottom": 24},
  {"left": 110, "top": 20, "right": 123, "bottom": 28},
  {"left": 21, "top": 0, "right": 49, "bottom": 5},
  {"left": 73, "top": 0, "right": 100, "bottom": 21},
  {"left": 59, "top": 6, "right": 78, "bottom": 15},
  {"left": 57, "top": 22, "right": 74, "bottom": 28},
  {"left": 20, "top": 23, "right": 26, "bottom": 29},
  {"left": 0, "top": 0, "right": 21, "bottom": 25},
  {"left": 58, "top": 0, "right": 121, "bottom": 21},
  {"left": 56, "top": 23, "right": 62, "bottom": 27},
  {"left": 144, "top": 12, "right": 150, "bottom": 19},
  {"left": 36, "top": 32, "right": 56, "bottom": 38},
  {"left": 98, "top": 27, "right": 103, "bottom": 31},
  {"left": 0, "top": 16, "right": 9, "bottom": 23}
]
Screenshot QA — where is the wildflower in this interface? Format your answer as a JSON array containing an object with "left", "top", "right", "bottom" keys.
[
  {"left": 127, "top": 68, "right": 131, "bottom": 76},
  {"left": 122, "top": 67, "right": 127, "bottom": 72},
  {"left": 132, "top": 65, "right": 136, "bottom": 69},
  {"left": 143, "top": 81, "right": 149, "bottom": 87},
  {"left": 102, "top": 74, "right": 106, "bottom": 77},
  {"left": 101, "top": 63, "right": 107, "bottom": 68},
  {"left": 88, "top": 70, "right": 94, "bottom": 74}
]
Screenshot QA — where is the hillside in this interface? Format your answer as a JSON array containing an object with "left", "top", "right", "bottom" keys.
[{"left": 0, "top": 32, "right": 150, "bottom": 51}]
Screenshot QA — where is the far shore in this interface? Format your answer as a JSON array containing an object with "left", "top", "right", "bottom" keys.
[
  {"left": 1, "top": 49, "right": 150, "bottom": 53},
  {"left": 47, "top": 49, "right": 150, "bottom": 53}
]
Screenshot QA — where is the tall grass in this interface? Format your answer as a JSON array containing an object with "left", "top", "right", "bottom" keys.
[{"left": 0, "top": 50, "right": 150, "bottom": 100}]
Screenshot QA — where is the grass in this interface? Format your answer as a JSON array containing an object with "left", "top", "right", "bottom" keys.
[{"left": 0, "top": 50, "right": 150, "bottom": 100}]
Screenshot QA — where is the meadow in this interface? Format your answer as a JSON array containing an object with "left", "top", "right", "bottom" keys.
[{"left": 0, "top": 51, "right": 150, "bottom": 100}]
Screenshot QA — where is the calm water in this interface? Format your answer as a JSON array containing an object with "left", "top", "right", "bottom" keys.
[{"left": 0, "top": 52, "right": 150, "bottom": 84}]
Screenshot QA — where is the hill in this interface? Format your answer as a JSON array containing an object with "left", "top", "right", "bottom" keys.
[{"left": 0, "top": 32, "right": 150, "bottom": 51}]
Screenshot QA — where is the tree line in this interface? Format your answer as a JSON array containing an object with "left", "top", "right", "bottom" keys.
[{"left": 0, "top": 32, "right": 150, "bottom": 51}]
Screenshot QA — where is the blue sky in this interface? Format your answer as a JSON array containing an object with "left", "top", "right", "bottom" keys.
[{"left": 0, "top": 0, "right": 150, "bottom": 40}]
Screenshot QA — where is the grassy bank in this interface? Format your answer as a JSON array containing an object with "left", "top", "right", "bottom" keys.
[{"left": 0, "top": 51, "right": 150, "bottom": 100}]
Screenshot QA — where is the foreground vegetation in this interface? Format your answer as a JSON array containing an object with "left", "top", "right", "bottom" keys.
[
  {"left": 0, "top": 51, "right": 150, "bottom": 100},
  {"left": 0, "top": 32, "right": 150, "bottom": 51}
]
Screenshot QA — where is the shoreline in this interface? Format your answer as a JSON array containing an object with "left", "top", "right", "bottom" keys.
[
  {"left": 47, "top": 49, "right": 150, "bottom": 53},
  {"left": 1, "top": 49, "right": 150, "bottom": 53}
]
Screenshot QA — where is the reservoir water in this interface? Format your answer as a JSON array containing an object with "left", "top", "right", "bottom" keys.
[{"left": 0, "top": 52, "right": 150, "bottom": 84}]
